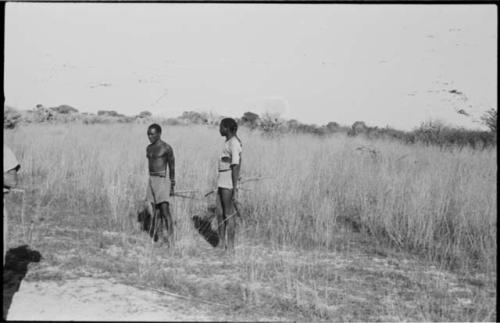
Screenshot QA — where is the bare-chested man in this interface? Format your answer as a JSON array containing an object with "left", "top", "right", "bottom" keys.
[{"left": 146, "top": 124, "right": 175, "bottom": 245}]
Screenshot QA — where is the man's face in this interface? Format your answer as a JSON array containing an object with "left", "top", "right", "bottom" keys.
[
  {"left": 219, "top": 124, "right": 227, "bottom": 136},
  {"left": 147, "top": 128, "right": 161, "bottom": 144}
]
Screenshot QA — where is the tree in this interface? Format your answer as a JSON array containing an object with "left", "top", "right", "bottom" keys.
[
  {"left": 180, "top": 111, "right": 207, "bottom": 124},
  {"left": 241, "top": 111, "right": 260, "bottom": 129},
  {"left": 326, "top": 121, "right": 340, "bottom": 133},
  {"left": 260, "top": 111, "right": 283, "bottom": 136},
  {"left": 4, "top": 106, "right": 22, "bottom": 129},
  {"left": 138, "top": 111, "right": 152, "bottom": 118},
  {"left": 348, "top": 121, "right": 368, "bottom": 136},
  {"left": 98, "top": 110, "right": 124, "bottom": 117},
  {"left": 413, "top": 119, "right": 449, "bottom": 146},
  {"left": 480, "top": 109, "right": 497, "bottom": 132},
  {"left": 52, "top": 104, "right": 78, "bottom": 114},
  {"left": 285, "top": 119, "right": 300, "bottom": 133}
]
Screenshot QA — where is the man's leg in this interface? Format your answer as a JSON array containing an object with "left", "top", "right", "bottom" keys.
[
  {"left": 219, "top": 188, "right": 236, "bottom": 251},
  {"left": 148, "top": 202, "right": 158, "bottom": 241},
  {"left": 159, "top": 202, "right": 173, "bottom": 245},
  {"left": 226, "top": 207, "right": 236, "bottom": 252},
  {"left": 217, "top": 189, "right": 226, "bottom": 250}
]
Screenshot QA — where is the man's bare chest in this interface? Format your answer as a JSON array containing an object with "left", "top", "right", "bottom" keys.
[{"left": 147, "top": 145, "right": 168, "bottom": 159}]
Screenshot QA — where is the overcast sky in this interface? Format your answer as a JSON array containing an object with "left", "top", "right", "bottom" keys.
[{"left": 4, "top": 3, "right": 497, "bottom": 130}]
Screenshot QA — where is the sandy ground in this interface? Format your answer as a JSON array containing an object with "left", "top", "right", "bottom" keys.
[
  {"left": 8, "top": 277, "right": 216, "bottom": 321},
  {"left": 3, "top": 227, "right": 495, "bottom": 321},
  {"left": 6, "top": 245, "right": 494, "bottom": 322}
]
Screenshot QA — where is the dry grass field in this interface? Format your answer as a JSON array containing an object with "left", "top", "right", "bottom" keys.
[{"left": 3, "top": 123, "right": 497, "bottom": 321}]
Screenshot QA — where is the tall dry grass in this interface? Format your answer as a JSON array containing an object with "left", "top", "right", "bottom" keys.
[
  {"left": 243, "top": 131, "right": 496, "bottom": 274},
  {"left": 4, "top": 123, "right": 496, "bottom": 275}
]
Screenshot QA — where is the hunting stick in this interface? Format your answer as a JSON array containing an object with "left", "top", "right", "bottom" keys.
[
  {"left": 203, "top": 176, "right": 272, "bottom": 197},
  {"left": 174, "top": 190, "right": 199, "bottom": 194},
  {"left": 171, "top": 193, "right": 205, "bottom": 201},
  {"left": 239, "top": 176, "right": 274, "bottom": 184},
  {"left": 204, "top": 187, "right": 251, "bottom": 197}
]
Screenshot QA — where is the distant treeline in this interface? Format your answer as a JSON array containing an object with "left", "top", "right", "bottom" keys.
[
  {"left": 4, "top": 104, "right": 497, "bottom": 149},
  {"left": 237, "top": 111, "right": 497, "bottom": 150}
]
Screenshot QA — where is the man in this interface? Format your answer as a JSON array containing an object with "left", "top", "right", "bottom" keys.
[
  {"left": 216, "top": 118, "right": 242, "bottom": 252},
  {"left": 146, "top": 124, "right": 175, "bottom": 245},
  {"left": 4, "top": 145, "right": 21, "bottom": 265}
]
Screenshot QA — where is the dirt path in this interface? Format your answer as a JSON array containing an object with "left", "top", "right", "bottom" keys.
[{"left": 8, "top": 277, "right": 216, "bottom": 321}]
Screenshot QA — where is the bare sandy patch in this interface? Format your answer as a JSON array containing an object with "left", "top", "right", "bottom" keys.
[{"left": 8, "top": 277, "right": 216, "bottom": 321}]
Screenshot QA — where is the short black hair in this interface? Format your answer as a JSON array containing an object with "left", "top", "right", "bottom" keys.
[
  {"left": 220, "top": 118, "right": 238, "bottom": 133},
  {"left": 148, "top": 123, "right": 162, "bottom": 134}
]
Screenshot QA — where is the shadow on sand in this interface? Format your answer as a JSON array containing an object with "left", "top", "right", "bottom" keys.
[{"left": 3, "top": 245, "right": 42, "bottom": 320}]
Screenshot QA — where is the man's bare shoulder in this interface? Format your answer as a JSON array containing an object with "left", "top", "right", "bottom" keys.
[
  {"left": 161, "top": 141, "right": 173, "bottom": 151},
  {"left": 147, "top": 140, "right": 169, "bottom": 148},
  {"left": 154, "top": 141, "right": 174, "bottom": 157}
]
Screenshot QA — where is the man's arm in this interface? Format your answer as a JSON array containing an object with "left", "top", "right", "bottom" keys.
[
  {"left": 230, "top": 140, "right": 242, "bottom": 200},
  {"left": 231, "top": 163, "right": 240, "bottom": 193},
  {"left": 166, "top": 146, "right": 175, "bottom": 194}
]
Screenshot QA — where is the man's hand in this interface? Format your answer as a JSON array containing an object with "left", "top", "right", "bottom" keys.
[
  {"left": 231, "top": 188, "right": 238, "bottom": 202},
  {"left": 170, "top": 180, "right": 175, "bottom": 196}
]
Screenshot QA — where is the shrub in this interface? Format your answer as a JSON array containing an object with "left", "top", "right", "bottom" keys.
[
  {"left": 51, "top": 104, "right": 79, "bottom": 114},
  {"left": 4, "top": 106, "right": 22, "bottom": 129},
  {"left": 480, "top": 108, "right": 497, "bottom": 133},
  {"left": 326, "top": 121, "right": 340, "bottom": 133},
  {"left": 98, "top": 110, "right": 124, "bottom": 117},
  {"left": 241, "top": 111, "right": 260, "bottom": 129},
  {"left": 348, "top": 121, "right": 368, "bottom": 136},
  {"left": 137, "top": 111, "right": 152, "bottom": 118},
  {"left": 180, "top": 111, "right": 208, "bottom": 124}
]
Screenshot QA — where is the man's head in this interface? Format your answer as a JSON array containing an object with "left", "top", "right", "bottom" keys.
[
  {"left": 219, "top": 118, "right": 238, "bottom": 137},
  {"left": 147, "top": 124, "right": 162, "bottom": 144}
]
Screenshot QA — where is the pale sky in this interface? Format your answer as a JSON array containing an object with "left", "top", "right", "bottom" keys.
[{"left": 4, "top": 3, "right": 497, "bottom": 130}]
